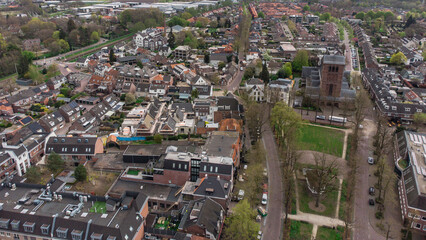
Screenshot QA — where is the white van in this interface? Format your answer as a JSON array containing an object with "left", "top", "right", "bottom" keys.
[{"left": 261, "top": 193, "right": 267, "bottom": 205}]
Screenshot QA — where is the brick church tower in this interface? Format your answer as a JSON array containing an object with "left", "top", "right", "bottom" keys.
[{"left": 319, "top": 55, "right": 346, "bottom": 98}]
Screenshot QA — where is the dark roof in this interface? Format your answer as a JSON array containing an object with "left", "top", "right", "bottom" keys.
[
  {"left": 193, "top": 177, "right": 231, "bottom": 199},
  {"left": 171, "top": 103, "right": 193, "bottom": 113},
  {"left": 179, "top": 198, "right": 223, "bottom": 238},
  {"left": 403, "top": 165, "right": 426, "bottom": 210},
  {"left": 217, "top": 96, "right": 239, "bottom": 111},
  {"left": 45, "top": 137, "right": 99, "bottom": 155},
  {"left": 322, "top": 55, "right": 345, "bottom": 65}
]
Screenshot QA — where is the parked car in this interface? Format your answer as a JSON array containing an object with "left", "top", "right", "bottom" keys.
[
  {"left": 367, "top": 157, "right": 374, "bottom": 165},
  {"left": 257, "top": 231, "right": 263, "bottom": 239},
  {"left": 369, "top": 187, "right": 375, "bottom": 195},
  {"left": 257, "top": 206, "right": 267, "bottom": 217},
  {"left": 263, "top": 183, "right": 268, "bottom": 193},
  {"left": 261, "top": 193, "right": 267, "bottom": 205},
  {"left": 369, "top": 199, "right": 375, "bottom": 206},
  {"left": 316, "top": 115, "right": 326, "bottom": 120}
]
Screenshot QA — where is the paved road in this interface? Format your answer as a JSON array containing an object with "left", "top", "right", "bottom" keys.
[
  {"left": 261, "top": 107, "right": 283, "bottom": 240},
  {"left": 343, "top": 29, "right": 352, "bottom": 71},
  {"left": 353, "top": 110, "right": 385, "bottom": 240}
]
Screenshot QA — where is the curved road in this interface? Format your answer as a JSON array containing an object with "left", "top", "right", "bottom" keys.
[{"left": 261, "top": 108, "right": 284, "bottom": 240}]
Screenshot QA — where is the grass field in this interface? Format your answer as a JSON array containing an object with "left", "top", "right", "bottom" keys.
[
  {"left": 90, "top": 201, "right": 106, "bottom": 214},
  {"left": 316, "top": 226, "right": 344, "bottom": 240},
  {"left": 289, "top": 220, "right": 313, "bottom": 240},
  {"left": 297, "top": 179, "right": 339, "bottom": 218},
  {"left": 298, "top": 125, "right": 344, "bottom": 157}
]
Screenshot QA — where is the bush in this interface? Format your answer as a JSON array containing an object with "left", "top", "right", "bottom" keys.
[
  {"left": 375, "top": 211, "right": 383, "bottom": 219},
  {"left": 154, "top": 134, "right": 163, "bottom": 144}
]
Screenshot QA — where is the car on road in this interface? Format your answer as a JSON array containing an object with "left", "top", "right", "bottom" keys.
[
  {"left": 367, "top": 157, "right": 374, "bottom": 165},
  {"left": 369, "top": 187, "right": 375, "bottom": 195},
  {"left": 257, "top": 206, "right": 267, "bottom": 217},
  {"left": 261, "top": 193, "right": 267, "bottom": 205},
  {"left": 64, "top": 65, "right": 68, "bottom": 68},
  {"left": 369, "top": 199, "right": 375, "bottom": 206},
  {"left": 257, "top": 231, "right": 263, "bottom": 239},
  {"left": 316, "top": 115, "right": 326, "bottom": 120}
]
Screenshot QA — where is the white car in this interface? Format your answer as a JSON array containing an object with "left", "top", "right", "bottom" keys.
[
  {"left": 261, "top": 193, "right": 267, "bottom": 205},
  {"left": 368, "top": 157, "right": 374, "bottom": 165}
]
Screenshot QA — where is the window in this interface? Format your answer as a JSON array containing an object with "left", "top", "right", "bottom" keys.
[
  {"left": 71, "top": 230, "right": 83, "bottom": 240},
  {"left": 0, "top": 232, "right": 4, "bottom": 236},
  {"left": 210, "top": 166, "right": 213, "bottom": 172},
  {"left": 106, "top": 236, "right": 117, "bottom": 240},
  {"left": 215, "top": 167, "right": 218, "bottom": 173},
  {"left": 392, "top": 106, "right": 397, "bottom": 110},
  {"left": 422, "top": 216, "right": 426, "bottom": 221},
  {"left": 56, "top": 227, "right": 68, "bottom": 239},
  {"left": 405, "top": 107, "right": 411, "bottom": 112},
  {"left": 41, "top": 224, "right": 50, "bottom": 235},
  {"left": 185, "top": 164, "right": 187, "bottom": 170},
  {"left": 0, "top": 219, "right": 9, "bottom": 229},
  {"left": 413, "top": 223, "right": 421, "bottom": 229},
  {"left": 178, "top": 164, "right": 181, "bottom": 169},
  {"left": 91, "top": 233, "right": 103, "bottom": 240},
  {"left": 23, "top": 222, "right": 35, "bottom": 233},
  {"left": 173, "top": 163, "right": 175, "bottom": 168},
  {"left": 11, "top": 220, "right": 19, "bottom": 231}
]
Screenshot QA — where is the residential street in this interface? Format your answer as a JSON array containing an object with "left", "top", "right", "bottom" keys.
[
  {"left": 261, "top": 108, "right": 284, "bottom": 240},
  {"left": 353, "top": 111, "right": 386, "bottom": 240},
  {"left": 343, "top": 29, "right": 353, "bottom": 71}
]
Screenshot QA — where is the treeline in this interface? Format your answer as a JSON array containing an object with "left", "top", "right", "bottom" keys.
[{"left": 119, "top": 9, "right": 166, "bottom": 33}]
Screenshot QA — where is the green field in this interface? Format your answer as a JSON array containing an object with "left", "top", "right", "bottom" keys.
[
  {"left": 298, "top": 125, "right": 344, "bottom": 157},
  {"left": 316, "top": 226, "right": 344, "bottom": 240},
  {"left": 90, "top": 201, "right": 106, "bottom": 214},
  {"left": 289, "top": 220, "right": 313, "bottom": 240}
]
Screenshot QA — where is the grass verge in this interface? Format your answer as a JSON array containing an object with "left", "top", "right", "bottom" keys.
[
  {"left": 289, "top": 220, "right": 313, "bottom": 240},
  {"left": 316, "top": 226, "right": 344, "bottom": 240}
]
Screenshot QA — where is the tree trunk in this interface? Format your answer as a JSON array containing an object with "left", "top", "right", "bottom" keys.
[{"left": 315, "top": 193, "right": 320, "bottom": 207}]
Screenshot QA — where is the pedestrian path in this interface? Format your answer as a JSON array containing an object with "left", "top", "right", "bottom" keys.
[{"left": 335, "top": 178, "right": 344, "bottom": 218}]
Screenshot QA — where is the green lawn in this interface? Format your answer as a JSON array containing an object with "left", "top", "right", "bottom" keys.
[
  {"left": 298, "top": 125, "right": 344, "bottom": 157},
  {"left": 297, "top": 179, "right": 339, "bottom": 218},
  {"left": 338, "top": 180, "right": 347, "bottom": 220},
  {"left": 316, "top": 226, "right": 344, "bottom": 240},
  {"left": 127, "top": 169, "right": 140, "bottom": 176},
  {"left": 289, "top": 220, "right": 312, "bottom": 240},
  {"left": 90, "top": 201, "right": 106, "bottom": 214}
]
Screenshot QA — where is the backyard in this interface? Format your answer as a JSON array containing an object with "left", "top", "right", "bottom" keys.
[
  {"left": 71, "top": 170, "right": 118, "bottom": 196},
  {"left": 298, "top": 125, "right": 345, "bottom": 157}
]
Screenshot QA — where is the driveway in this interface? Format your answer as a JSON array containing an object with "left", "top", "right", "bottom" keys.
[{"left": 261, "top": 107, "right": 284, "bottom": 240}]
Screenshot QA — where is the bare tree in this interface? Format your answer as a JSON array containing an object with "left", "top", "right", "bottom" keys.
[
  {"left": 373, "top": 117, "right": 393, "bottom": 161},
  {"left": 310, "top": 153, "right": 339, "bottom": 207},
  {"left": 282, "top": 142, "right": 300, "bottom": 235},
  {"left": 245, "top": 101, "right": 269, "bottom": 142}
]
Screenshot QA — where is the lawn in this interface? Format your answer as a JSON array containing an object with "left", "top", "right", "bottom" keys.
[
  {"left": 127, "top": 169, "right": 140, "bottom": 176},
  {"left": 289, "top": 220, "right": 312, "bottom": 240},
  {"left": 316, "top": 226, "right": 344, "bottom": 240},
  {"left": 297, "top": 179, "right": 339, "bottom": 218},
  {"left": 298, "top": 125, "right": 344, "bottom": 157},
  {"left": 90, "top": 201, "right": 106, "bottom": 214},
  {"left": 72, "top": 171, "right": 118, "bottom": 196}
]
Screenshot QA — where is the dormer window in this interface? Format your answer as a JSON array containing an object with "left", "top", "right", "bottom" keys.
[
  {"left": 417, "top": 109, "right": 422, "bottom": 112},
  {"left": 57, "top": 227, "right": 68, "bottom": 239},
  {"left": 392, "top": 106, "right": 397, "bottom": 110},
  {"left": 91, "top": 233, "right": 103, "bottom": 240},
  {"left": 11, "top": 220, "right": 19, "bottom": 231},
  {"left": 0, "top": 218, "right": 10, "bottom": 229},
  {"left": 41, "top": 224, "right": 50, "bottom": 235},
  {"left": 71, "top": 229, "right": 84, "bottom": 240},
  {"left": 405, "top": 107, "right": 411, "bottom": 112},
  {"left": 23, "top": 222, "right": 35, "bottom": 233}
]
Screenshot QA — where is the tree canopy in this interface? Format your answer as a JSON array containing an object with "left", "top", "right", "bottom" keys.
[
  {"left": 390, "top": 52, "right": 407, "bottom": 65},
  {"left": 292, "top": 50, "right": 310, "bottom": 72},
  {"left": 47, "top": 152, "right": 65, "bottom": 174},
  {"left": 223, "top": 200, "right": 259, "bottom": 240},
  {"left": 74, "top": 164, "right": 87, "bottom": 182}
]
